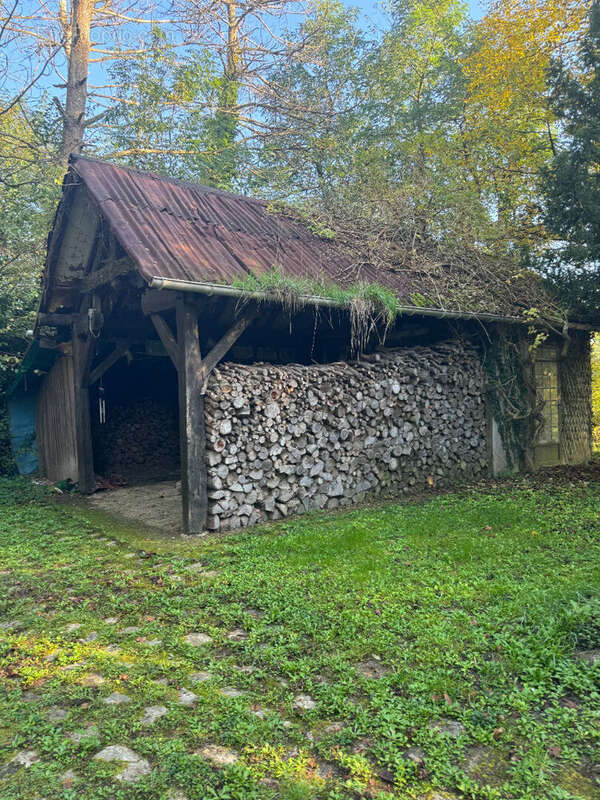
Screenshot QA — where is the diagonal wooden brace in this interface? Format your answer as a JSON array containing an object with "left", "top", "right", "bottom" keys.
[
  {"left": 89, "top": 343, "right": 129, "bottom": 385},
  {"left": 151, "top": 314, "right": 179, "bottom": 369},
  {"left": 198, "top": 307, "right": 258, "bottom": 393}
]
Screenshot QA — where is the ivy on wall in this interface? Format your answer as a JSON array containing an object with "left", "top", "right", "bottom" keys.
[{"left": 480, "top": 326, "right": 533, "bottom": 469}]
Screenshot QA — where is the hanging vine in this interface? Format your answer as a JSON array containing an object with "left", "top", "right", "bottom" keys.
[{"left": 480, "top": 325, "right": 545, "bottom": 470}]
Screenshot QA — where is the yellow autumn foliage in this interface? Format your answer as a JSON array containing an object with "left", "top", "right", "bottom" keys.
[
  {"left": 464, "top": 0, "right": 589, "bottom": 118},
  {"left": 459, "top": 1, "right": 591, "bottom": 249}
]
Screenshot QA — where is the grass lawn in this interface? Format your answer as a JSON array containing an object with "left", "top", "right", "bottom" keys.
[{"left": 0, "top": 477, "right": 599, "bottom": 800}]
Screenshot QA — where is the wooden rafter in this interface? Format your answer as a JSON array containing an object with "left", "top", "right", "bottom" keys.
[
  {"left": 38, "top": 312, "right": 78, "bottom": 327},
  {"left": 82, "top": 257, "right": 134, "bottom": 292}
]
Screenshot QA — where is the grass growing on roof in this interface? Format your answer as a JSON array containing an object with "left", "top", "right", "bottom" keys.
[
  {"left": 232, "top": 268, "right": 401, "bottom": 353},
  {"left": 0, "top": 476, "right": 599, "bottom": 799},
  {"left": 232, "top": 267, "right": 399, "bottom": 319}
]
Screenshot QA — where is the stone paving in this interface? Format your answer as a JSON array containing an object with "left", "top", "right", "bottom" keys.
[{"left": 0, "top": 627, "right": 403, "bottom": 791}]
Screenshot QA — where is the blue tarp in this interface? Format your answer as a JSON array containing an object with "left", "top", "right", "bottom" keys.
[{"left": 8, "top": 391, "right": 37, "bottom": 475}]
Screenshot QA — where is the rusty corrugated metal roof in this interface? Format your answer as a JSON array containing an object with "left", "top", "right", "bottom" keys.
[
  {"left": 57, "top": 156, "right": 564, "bottom": 323},
  {"left": 71, "top": 155, "right": 386, "bottom": 292}
]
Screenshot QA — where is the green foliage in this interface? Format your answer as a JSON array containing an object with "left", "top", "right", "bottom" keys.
[
  {"left": 254, "top": 0, "right": 518, "bottom": 269},
  {"left": 253, "top": 0, "right": 369, "bottom": 201},
  {"left": 409, "top": 292, "right": 431, "bottom": 307},
  {"left": 481, "top": 328, "right": 530, "bottom": 468},
  {"left": 0, "top": 479, "right": 600, "bottom": 798},
  {"left": 0, "top": 476, "right": 49, "bottom": 505},
  {"left": 106, "top": 28, "right": 243, "bottom": 189},
  {"left": 562, "top": 597, "right": 600, "bottom": 650},
  {"left": 0, "top": 101, "right": 61, "bottom": 474},
  {"left": 537, "top": 3, "right": 600, "bottom": 317},
  {"left": 592, "top": 335, "right": 600, "bottom": 449},
  {"left": 232, "top": 267, "right": 400, "bottom": 353}
]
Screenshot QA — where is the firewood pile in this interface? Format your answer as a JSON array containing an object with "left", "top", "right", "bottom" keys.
[
  {"left": 93, "top": 398, "right": 179, "bottom": 482},
  {"left": 204, "top": 341, "right": 489, "bottom": 531}
]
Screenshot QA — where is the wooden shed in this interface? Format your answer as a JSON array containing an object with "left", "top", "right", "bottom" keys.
[{"left": 12, "top": 156, "right": 597, "bottom": 532}]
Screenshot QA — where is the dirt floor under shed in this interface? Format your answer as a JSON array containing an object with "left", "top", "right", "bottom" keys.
[{"left": 87, "top": 480, "right": 183, "bottom": 532}]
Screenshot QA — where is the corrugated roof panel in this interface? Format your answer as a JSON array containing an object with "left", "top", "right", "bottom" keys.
[
  {"left": 71, "top": 155, "right": 356, "bottom": 290},
  {"left": 103, "top": 201, "right": 253, "bottom": 284}
]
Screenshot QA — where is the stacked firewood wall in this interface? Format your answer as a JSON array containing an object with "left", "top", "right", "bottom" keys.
[
  {"left": 560, "top": 331, "right": 592, "bottom": 465},
  {"left": 93, "top": 399, "right": 179, "bottom": 481},
  {"left": 203, "top": 342, "right": 489, "bottom": 531}
]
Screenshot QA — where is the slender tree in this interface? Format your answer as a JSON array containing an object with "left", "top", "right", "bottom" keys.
[
  {"left": 0, "top": 0, "right": 175, "bottom": 168},
  {"left": 256, "top": 0, "right": 368, "bottom": 200},
  {"left": 179, "top": 0, "right": 309, "bottom": 186},
  {"left": 59, "top": 0, "right": 93, "bottom": 164}
]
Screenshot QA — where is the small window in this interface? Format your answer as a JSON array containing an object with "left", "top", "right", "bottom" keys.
[
  {"left": 534, "top": 346, "right": 560, "bottom": 465},
  {"left": 535, "top": 347, "right": 560, "bottom": 444}
]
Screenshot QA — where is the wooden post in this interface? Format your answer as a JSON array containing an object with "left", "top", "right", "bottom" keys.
[
  {"left": 176, "top": 295, "right": 207, "bottom": 533},
  {"left": 72, "top": 323, "right": 96, "bottom": 493}
]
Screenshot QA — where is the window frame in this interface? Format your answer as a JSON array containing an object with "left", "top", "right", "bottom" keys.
[{"left": 534, "top": 345, "right": 561, "bottom": 466}]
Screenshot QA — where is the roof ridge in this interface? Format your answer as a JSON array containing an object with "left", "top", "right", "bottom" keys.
[{"left": 70, "top": 154, "right": 266, "bottom": 206}]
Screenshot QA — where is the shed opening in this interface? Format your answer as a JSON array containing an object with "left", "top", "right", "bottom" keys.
[{"left": 90, "top": 351, "right": 179, "bottom": 485}]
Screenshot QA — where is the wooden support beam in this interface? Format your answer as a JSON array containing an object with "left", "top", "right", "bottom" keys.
[
  {"left": 89, "top": 343, "right": 129, "bottom": 386},
  {"left": 38, "top": 312, "right": 78, "bottom": 327},
  {"left": 72, "top": 327, "right": 96, "bottom": 494},
  {"left": 176, "top": 295, "right": 207, "bottom": 533},
  {"left": 82, "top": 257, "right": 134, "bottom": 292},
  {"left": 199, "top": 307, "right": 258, "bottom": 393},
  {"left": 142, "top": 290, "right": 177, "bottom": 316},
  {"left": 150, "top": 314, "right": 179, "bottom": 369},
  {"left": 38, "top": 336, "right": 61, "bottom": 350}
]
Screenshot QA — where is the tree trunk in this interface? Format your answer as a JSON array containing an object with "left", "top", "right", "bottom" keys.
[
  {"left": 61, "top": 0, "right": 93, "bottom": 166},
  {"left": 224, "top": 0, "right": 240, "bottom": 86}
]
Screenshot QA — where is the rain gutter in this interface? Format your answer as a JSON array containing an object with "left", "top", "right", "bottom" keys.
[{"left": 150, "top": 276, "right": 594, "bottom": 330}]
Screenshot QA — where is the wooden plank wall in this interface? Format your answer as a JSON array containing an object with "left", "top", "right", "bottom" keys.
[{"left": 36, "top": 355, "right": 78, "bottom": 482}]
